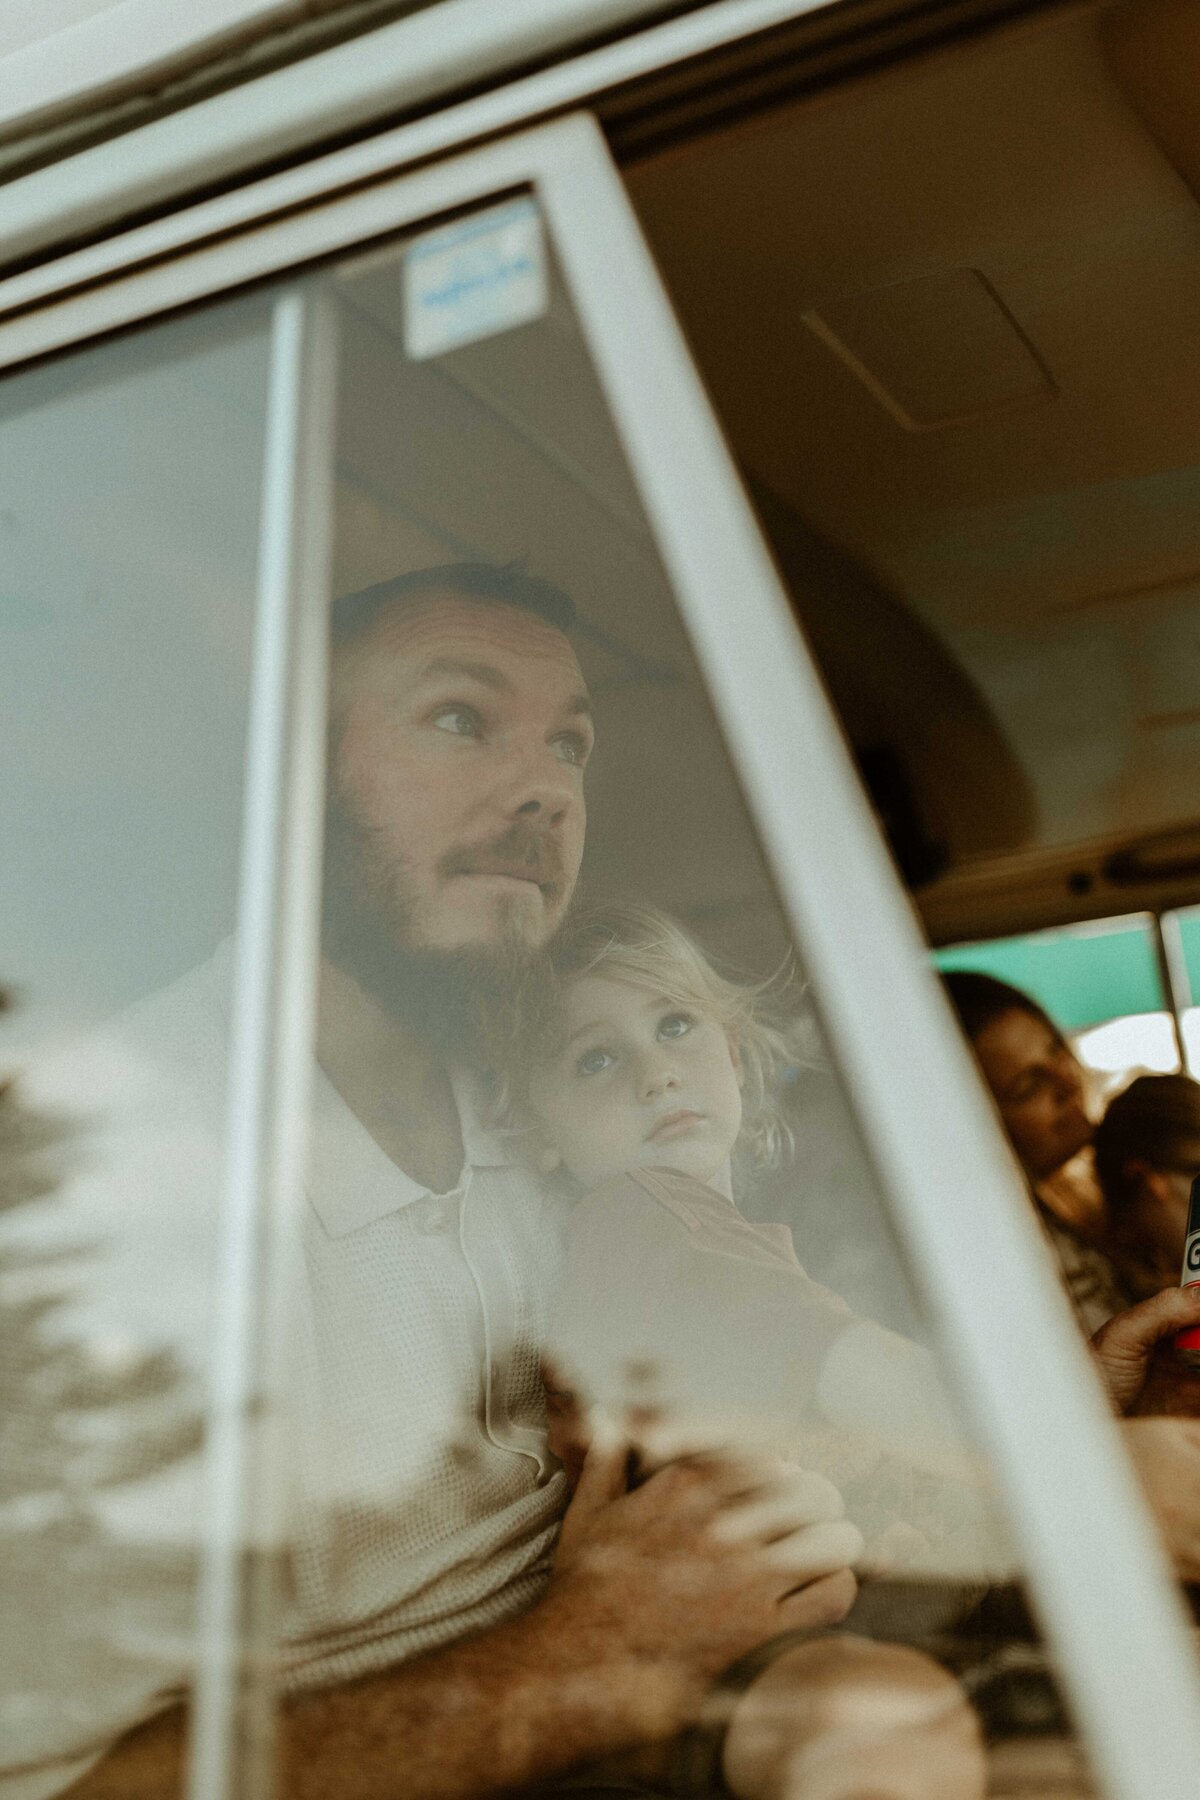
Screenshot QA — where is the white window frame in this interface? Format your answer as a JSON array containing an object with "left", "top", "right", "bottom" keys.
[
  {"left": 0, "top": 0, "right": 705, "bottom": 143},
  {"left": 0, "top": 0, "right": 835, "bottom": 276},
  {"left": 0, "top": 0, "right": 309, "bottom": 131},
  {"left": 188, "top": 283, "right": 340, "bottom": 1800},
  {"left": 5, "top": 110, "right": 1200, "bottom": 1800}
]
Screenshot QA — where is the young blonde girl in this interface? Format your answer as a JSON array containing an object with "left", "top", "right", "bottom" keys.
[{"left": 505, "top": 901, "right": 985, "bottom": 1547}]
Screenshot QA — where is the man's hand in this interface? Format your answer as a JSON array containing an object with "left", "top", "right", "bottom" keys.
[
  {"left": 68, "top": 1436, "right": 861, "bottom": 1800},
  {"left": 1122, "top": 1416, "right": 1200, "bottom": 1581},
  {"left": 1091, "top": 1288, "right": 1200, "bottom": 1415},
  {"left": 545, "top": 1430, "right": 861, "bottom": 1738}
]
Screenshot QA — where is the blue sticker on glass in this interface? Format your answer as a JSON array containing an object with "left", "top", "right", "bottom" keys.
[{"left": 404, "top": 198, "right": 547, "bottom": 359}]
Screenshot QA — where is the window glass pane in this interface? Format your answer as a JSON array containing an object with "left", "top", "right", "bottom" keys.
[
  {"left": 263, "top": 195, "right": 1140, "bottom": 1800},
  {"left": 0, "top": 299, "right": 272, "bottom": 1795},
  {"left": 9, "top": 158, "right": 1190, "bottom": 1795}
]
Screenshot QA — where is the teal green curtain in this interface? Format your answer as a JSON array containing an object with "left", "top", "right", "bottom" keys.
[{"left": 934, "top": 916, "right": 1164, "bottom": 1032}]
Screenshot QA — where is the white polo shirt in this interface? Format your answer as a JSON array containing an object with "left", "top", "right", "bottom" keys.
[{"left": 1, "top": 946, "right": 571, "bottom": 1794}]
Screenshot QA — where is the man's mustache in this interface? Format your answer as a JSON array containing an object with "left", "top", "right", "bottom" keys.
[{"left": 437, "top": 824, "right": 565, "bottom": 897}]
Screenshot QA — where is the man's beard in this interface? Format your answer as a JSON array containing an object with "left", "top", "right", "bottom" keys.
[{"left": 320, "top": 795, "right": 561, "bottom": 1064}]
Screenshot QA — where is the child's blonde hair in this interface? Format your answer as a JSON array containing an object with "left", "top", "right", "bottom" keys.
[{"left": 505, "top": 900, "right": 803, "bottom": 1172}]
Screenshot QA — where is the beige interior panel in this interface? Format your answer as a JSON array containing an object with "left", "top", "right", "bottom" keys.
[{"left": 617, "top": 0, "right": 1200, "bottom": 933}]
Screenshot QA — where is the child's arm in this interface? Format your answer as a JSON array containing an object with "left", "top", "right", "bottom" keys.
[
  {"left": 550, "top": 1174, "right": 973, "bottom": 1483},
  {"left": 550, "top": 1177, "right": 851, "bottom": 1436}
]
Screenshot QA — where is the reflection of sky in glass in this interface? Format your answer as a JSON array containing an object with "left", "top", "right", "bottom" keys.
[
  {"left": 0, "top": 317, "right": 267, "bottom": 1043},
  {"left": 0, "top": 305, "right": 271, "bottom": 1789}
]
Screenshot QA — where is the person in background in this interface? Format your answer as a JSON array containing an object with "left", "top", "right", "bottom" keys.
[
  {"left": 940, "top": 970, "right": 1122, "bottom": 1334},
  {"left": 937, "top": 966, "right": 1200, "bottom": 1603},
  {"left": 1093, "top": 1074, "right": 1200, "bottom": 1306}
]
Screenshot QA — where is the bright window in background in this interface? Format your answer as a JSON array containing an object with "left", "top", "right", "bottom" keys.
[{"left": 934, "top": 912, "right": 1177, "bottom": 1091}]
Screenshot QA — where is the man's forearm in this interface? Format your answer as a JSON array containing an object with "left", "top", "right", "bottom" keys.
[
  {"left": 63, "top": 1445, "right": 863, "bottom": 1800},
  {"left": 64, "top": 1603, "right": 679, "bottom": 1800},
  {"left": 281, "top": 1599, "right": 680, "bottom": 1800}
]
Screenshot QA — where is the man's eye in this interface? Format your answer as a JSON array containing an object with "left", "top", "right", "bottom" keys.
[
  {"left": 658, "top": 1013, "right": 694, "bottom": 1041},
  {"left": 552, "top": 731, "right": 591, "bottom": 767},
  {"left": 576, "top": 1047, "right": 615, "bottom": 1077},
  {"left": 432, "top": 705, "right": 482, "bottom": 738}
]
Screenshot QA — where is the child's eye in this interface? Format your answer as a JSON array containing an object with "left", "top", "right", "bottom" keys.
[
  {"left": 432, "top": 704, "right": 483, "bottom": 738},
  {"left": 657, "top": 1012, "right": 694, "bottom": 1041},
  {"left": 576, "top": 1047, "right": 615, "bottom": 1077}
]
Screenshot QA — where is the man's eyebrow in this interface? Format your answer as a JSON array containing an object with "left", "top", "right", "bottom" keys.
[
  {"left": 414, "top": 659, "right": 593, "bottom": 725},
  {"left": 417, "top": 656, "right": 511, "bottom": 691}
]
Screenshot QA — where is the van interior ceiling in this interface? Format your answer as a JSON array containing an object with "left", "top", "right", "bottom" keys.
[{"left": 619, "top": 0, "right": 1200, "bottom": 946}]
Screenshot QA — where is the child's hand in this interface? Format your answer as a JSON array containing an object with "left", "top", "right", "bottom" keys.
[{"left": 857, "top": 1520, "right": 931, "bottom": 1579}]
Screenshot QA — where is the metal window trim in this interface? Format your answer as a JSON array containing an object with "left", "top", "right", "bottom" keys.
[
  {"left": 0, "top": 0, "right": 314, "bottom": 142},
  {"left": 190, "top": 282, "right": 339, "bottom": 1800},
  {"left": 1158, "top": 907, "right": 1195, "bottom": 1074},
  {"left": 1150, "top": 910, "right": 1188, "bottom": 1069},
  {"left": 0, "top": 128, "right": 592, "bottom": 369},
  {"left": 0, "top": 0, "right": 688, "bottom": 144},
  {"left": 0, "top": 0, "right": 840, "bottom": 281}
]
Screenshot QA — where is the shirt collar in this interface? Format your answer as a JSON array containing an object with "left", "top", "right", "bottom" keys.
[
  {"left": 202, "top": 936, "right": 517, "bottom": 1233},
  {"left": 452, "top": 1066, "right": 512, "bottom": 1170},
  {"left": 308, "top": 1062, "right": 516, "bottom": 1239}
]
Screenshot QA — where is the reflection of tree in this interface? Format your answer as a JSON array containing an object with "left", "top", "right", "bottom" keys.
[
  {"left": 1, "top": 988, "right": 203, "bottom": 1780},
  {"left": 0, "top": 993, "right": 201, "bottom": 1509}
]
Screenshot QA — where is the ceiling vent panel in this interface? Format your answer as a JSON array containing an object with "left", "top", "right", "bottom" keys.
[{"left": 803, "top": 267, "right": 1055, "bottom": 431}]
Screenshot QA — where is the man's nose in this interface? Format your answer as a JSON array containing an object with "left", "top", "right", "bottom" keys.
[{"left": 505, "top": 745, "right": 578, "bottom": 828}]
